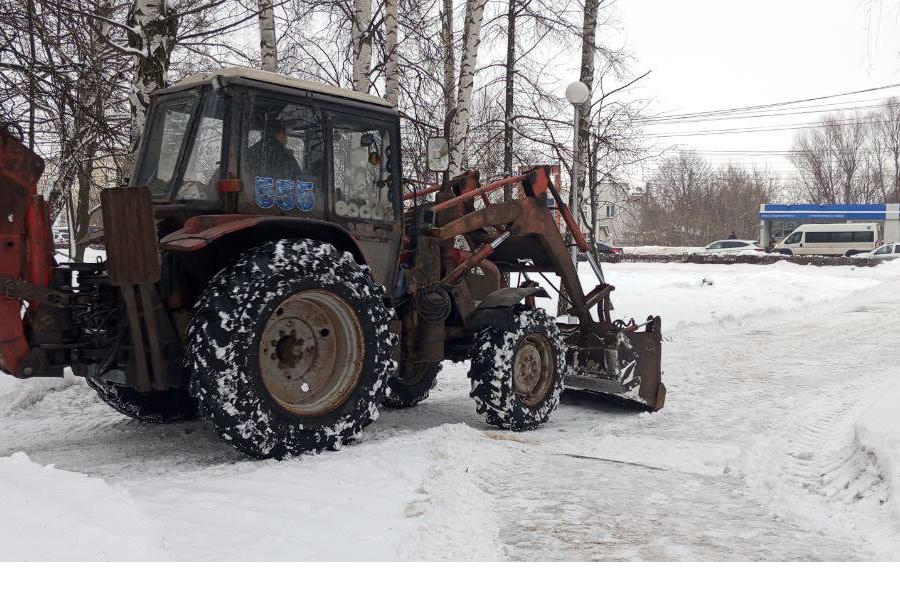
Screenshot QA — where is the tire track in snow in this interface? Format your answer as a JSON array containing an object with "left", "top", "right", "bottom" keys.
[
  {"left": 479, "top": 442, "right": 871, "bottom": 560},
  {"left": 475, "top": 274, "right": 900, "bottom": 560},
  {"left": 671, "top": 280, "right": 900, "bottom": 558},
  {"left": 740, "top": 298, "right": 900, "bottom": 556}
]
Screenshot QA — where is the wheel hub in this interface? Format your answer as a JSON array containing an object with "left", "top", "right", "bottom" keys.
[
  {"left": 258, "top": 290, "right": 363, "bottom": 417},
  {"left": 512, "top": 333, "right": 555, "bottom": 407}
]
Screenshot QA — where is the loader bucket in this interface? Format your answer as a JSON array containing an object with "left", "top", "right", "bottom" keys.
[{"left": 563, "top": 316, "right": 666, "bottom": 411}]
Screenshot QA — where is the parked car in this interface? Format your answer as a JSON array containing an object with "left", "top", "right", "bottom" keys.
[
  {"left": 854, "top": 242, "right": 900, "bottom": 259},
  {"left": 772, "top": 223, "right": 878, "bottom": 257},
  {"left": 52, "top": 228, "right": 70, "bottom": 248},
  {"left": 597, "top": 241, "right": 623, "bottom": 255},
  {"left": 577, "top": 242, "right": 623, "bottom": 261},
  {"left": 697, "top": 239, "right": 763, "bottom": 254}
]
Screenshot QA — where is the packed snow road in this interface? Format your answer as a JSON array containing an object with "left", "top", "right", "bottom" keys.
[{"left": 2, "top": 261, "right": 899, "bottom": 560}]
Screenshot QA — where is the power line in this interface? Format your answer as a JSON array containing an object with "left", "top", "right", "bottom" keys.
[
  {"left": 632, "top": 82, "right": 900, "bottom": 123},
  {"left": 638, "top": 100, "right": 892, "bottom": 125},
  {"left": 643, "top": 115, "right": 884, "bottom": 138}
]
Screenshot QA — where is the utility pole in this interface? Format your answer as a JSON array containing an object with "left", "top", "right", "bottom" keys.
[
  {"left": 557, "top": 80, "right": 590, "bottom": 317},
  {"left": 566, "top": 80, "right": 590, "bottom": 265}
]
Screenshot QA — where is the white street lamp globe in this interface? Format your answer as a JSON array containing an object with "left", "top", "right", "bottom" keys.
[{"left": 565, "top": 81, "right": 590, "bottom": 105}]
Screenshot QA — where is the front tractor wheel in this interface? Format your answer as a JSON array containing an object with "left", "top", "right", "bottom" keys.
[
  {"left": 187, "top": 239, "right": 395, "bottom": 458},
  {"left": 468, "top": 308, "right": 565, "bottom": 431},
  {"left": 86, "top": 379, "right": 199, "bottom": 423},
  {"left": 384, "top": 362, "right": 442, "bottom": 409}
]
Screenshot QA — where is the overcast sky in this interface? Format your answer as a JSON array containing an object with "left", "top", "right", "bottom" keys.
[{"left": 598, "top": 0, "right": 900, "bottom": 185}]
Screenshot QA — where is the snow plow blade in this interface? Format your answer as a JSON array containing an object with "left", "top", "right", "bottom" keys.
[{"left": 563, "top": 316, "right": 666, "bottom": 411}]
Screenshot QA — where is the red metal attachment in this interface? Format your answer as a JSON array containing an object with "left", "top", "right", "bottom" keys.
[{"left": 0, "top": 128, "right": 50, "bottom": 375}]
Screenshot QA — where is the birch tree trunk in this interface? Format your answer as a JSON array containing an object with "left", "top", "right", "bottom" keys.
[
  {"left": 448, "top": 0, "right": 487, "bottom": 177},
  {"left": 126, "top": 0, "right": 178, "bottom": 174},
  {"left": 384, "top": 0, "right": 399, "bottom": 105},
  {"left": 258, "top": 0, "right": 278, "bottom": 72},
  {"left": 441, "top": 0, "right": 456, "bottom": 130},
  {"left": 350, "top": 0, "right": 373, "bottom": 93},
  {"left": 502, "top": 0, "right": 516, "bottom": 201},
  {"left": 578, "top": 0, "right": 598, "bottom": 223}
]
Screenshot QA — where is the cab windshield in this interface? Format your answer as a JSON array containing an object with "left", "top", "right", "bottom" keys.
[{"left": 134, "top": 91, "right": 225, "bottom": 202}]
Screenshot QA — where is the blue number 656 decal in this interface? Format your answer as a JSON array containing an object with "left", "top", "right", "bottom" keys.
[{"left": 255, "top": 176, "right": 315, "bottom": 212}]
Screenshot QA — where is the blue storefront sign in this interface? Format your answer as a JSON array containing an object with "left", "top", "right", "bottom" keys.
[{"left": 759, "top": 204, "right": 888, "bottom": 220}]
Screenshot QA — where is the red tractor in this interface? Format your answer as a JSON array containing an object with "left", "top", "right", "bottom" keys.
[{"left": 0, "top": 67, "right": 664, "bottom": 458}]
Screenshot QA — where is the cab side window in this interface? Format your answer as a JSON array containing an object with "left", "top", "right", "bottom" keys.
[
  {"left": 241, "top": 96, "right": 324, "bottom": 212},
  {"left": 330, "top": 113, "right": 394, "bottom": 222},
  {"left": 784, "top": 232, "right": 802, "bottom": 244}
]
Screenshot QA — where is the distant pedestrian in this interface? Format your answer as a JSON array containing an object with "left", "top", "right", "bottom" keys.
[{"left": 728, "top": 231, "right": 737, "bottom": 239}]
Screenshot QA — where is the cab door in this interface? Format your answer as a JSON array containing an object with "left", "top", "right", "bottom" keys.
[{"left": 326, "top": 110, "right": 402, "bottom": 288}]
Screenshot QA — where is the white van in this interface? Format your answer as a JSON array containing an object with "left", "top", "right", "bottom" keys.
[{"left": 773, "top": 223, "right": 879, "bottom": 256}]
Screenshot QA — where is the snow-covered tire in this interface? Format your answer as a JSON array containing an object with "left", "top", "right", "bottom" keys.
[
  {"left": 187, "top": 239, "right": 395, "bottom": 458},
  {"left": 468, "top": 308, "right": 565, "bottom": 431},
  {"left": 384, "top": 362, "right": 441, "bottom": 409},
  {"left": 86, "top": 378, "right": 199, "bottom": 423}
]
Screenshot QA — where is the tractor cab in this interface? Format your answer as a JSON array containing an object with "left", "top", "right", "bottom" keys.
[{"left": 131, "top": 67, "right": 403, "bottom": 283}]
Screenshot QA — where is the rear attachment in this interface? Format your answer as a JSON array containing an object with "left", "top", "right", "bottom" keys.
[
  {"left": 0, "top": 125, "right": 53, "bottom": 376},
  {"left": 0, "top": 126, "right": 180, "bottom": 389}
]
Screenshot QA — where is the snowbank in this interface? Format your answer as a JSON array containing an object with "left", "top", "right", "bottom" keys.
[
  {"left": 856, "top": 388, "right": 900, "bottom": 521},
  {"left": 0, "top": 452, "right": 168, "bottom": 560},
  {"left": 533, "top": 260, "right": 900, "bottom": 331}
]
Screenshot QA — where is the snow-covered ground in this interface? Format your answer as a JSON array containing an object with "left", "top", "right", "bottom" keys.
[{"left": 2, "top": 260, "right": 899, "bottom": 560}]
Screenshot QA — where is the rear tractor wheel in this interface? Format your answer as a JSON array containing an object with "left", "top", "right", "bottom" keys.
[
  {"left": 187, "top": 239, "right": 395, "bottom": 458},
  {"left": 468, "top": 308, "right": 565, "bottom": 431}
]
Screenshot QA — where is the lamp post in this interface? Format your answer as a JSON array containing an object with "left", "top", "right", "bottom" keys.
[{"left": 565, "top": 81, "right": 590, "bottom": 266}]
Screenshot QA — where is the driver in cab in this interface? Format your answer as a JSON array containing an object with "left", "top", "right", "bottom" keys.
[{"left": 244, "top": 119, "right": 302, "bottom": 180}]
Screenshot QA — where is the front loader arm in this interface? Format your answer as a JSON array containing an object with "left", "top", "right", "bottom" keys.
[{"left": 433, "top": 168, "right": 590, "bottom": 317}]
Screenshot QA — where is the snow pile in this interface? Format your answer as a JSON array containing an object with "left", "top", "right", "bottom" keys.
[
  {"left": 0, "top": 452, "right": 168, "bottom": 560},
  {"left": 0, "top": 373, "right": 85, "bottom": 416},
  {"left": 126, "top": 438, "right": 429, "bottom": 560},
  {"left": 534, "top": 260, "right": 900, "bottom": 331},
  {"left": 856, "top": 386, "right": 900, "bottom": 521}
]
